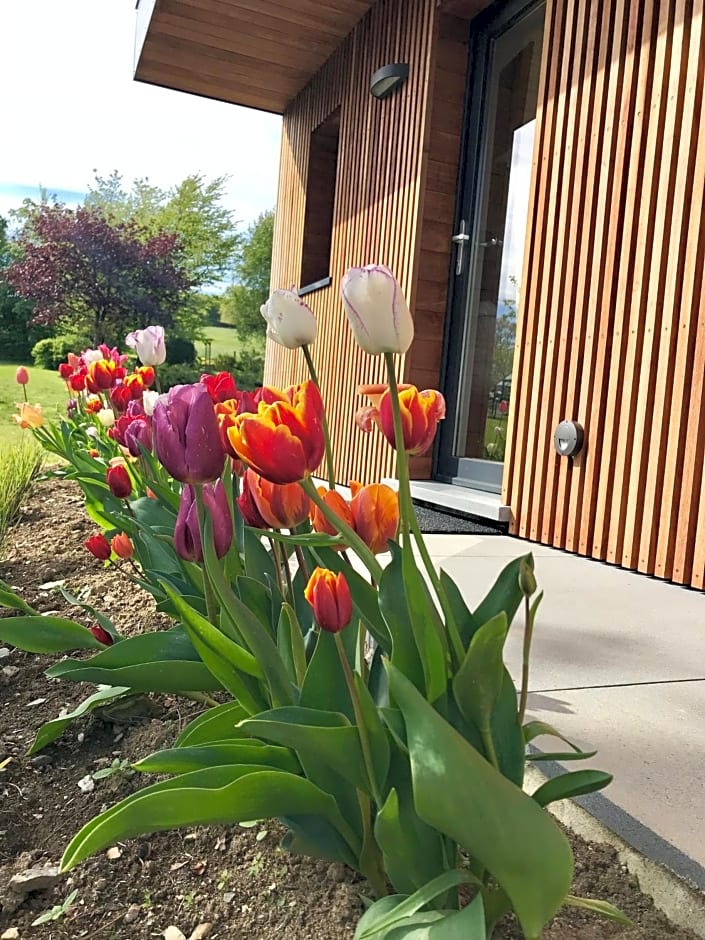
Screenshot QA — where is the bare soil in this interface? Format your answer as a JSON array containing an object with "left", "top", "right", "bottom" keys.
[{"left": 0, "top": 478, "right": 699, "bottom": 940}]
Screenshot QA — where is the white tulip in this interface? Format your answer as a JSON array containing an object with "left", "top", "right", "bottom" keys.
[
  {"left": 260, "top": 289, "right": 318, "bottom": 349},
  {"left": 341, "top": 265, "right": 414, "bottom": 355},
  {"left": 82, "top": 348, "right": 103, "bottom": 365},
  {"left": 96, "top": 408, "right": 115, "bottom": 428},
  {"left": 125, "top": 325, "right": 167, "bottom": 366},
  {"left": 142, "top": 390, "right": 160, "bottom": 417}
]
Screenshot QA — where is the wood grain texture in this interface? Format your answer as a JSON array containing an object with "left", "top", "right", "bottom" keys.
[
  {"left": 506, "top": 0, "right": 705, "bottom": 588},
  {"left": 267, "top": 0, "right": 439, "bottom": 485},
  {"left": 134, "top": 0, "right": 378, "bottom": 113}
]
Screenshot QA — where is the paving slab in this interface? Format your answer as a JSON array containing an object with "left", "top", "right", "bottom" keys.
[
  {"left": 436, "top": 545, "right": 705, "bottom": 688},
  {"left": 526, "top": 680, "right": 705, "bottom": 882}
]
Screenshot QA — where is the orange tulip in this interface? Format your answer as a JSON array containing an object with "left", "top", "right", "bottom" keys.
[
  {"left": 350, "top": 482, "right": 399, "bottom": 554},
  {"left": 12, "top": 403, "right": 44, "bottom": 429},
  {"left": 85, "top": 395, "right": 103, "bottom": 414},
  {"left": 304, "top": 567, "right": 353, "bottom": 634},
  {"left": 240, "top": 468, "right": 310, "bottom": 529},
  {"left": 110, "top": 532, "right": 134, "bottom": 559},
  {"left": 310, "top": 487, "right": 354, "bottom": 548},
  {"left": 226, "top": 381, "right": 325, "bottom": 484},
  {"left": 378, "top": 386, "right": 446, "bottom": 455}
]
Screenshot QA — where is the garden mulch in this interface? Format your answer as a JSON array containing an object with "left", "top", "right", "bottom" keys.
[{"left": 0, "top": 477, "right": 700, "bottom": 940}]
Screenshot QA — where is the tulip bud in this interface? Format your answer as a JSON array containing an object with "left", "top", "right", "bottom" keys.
[
  {"left": 85, "top": 533, "right": 111, "bottom": 560},
  {"left": 58, "top": 363, "right": 74, "bottom": 380},
  {"left": 15, "top": 367, "right": 29, "bottom": 385},
  {"left": 518, "top": 557, "right": 537, "bottom": 597},
  {"left": 153, "top": 384, "right": 225, "bottom": 485},
  {"left": 201, "top": 371, "right": 238, "bottom": 404},
  {"left": 304, "top": 567, "right": 353, "bottom": 634},
  {"left": 341, "top": 265, "right": 414, "bottom": 355},
  {"left": 110, "top": 532, "right": 134, "bottom": 559},
  {"left": 142, "top": 390, "right": 160, "bottom": 417},
  {"left": 310, "top": 487, "right": 354, "bottom": 546},
  {"left": 89, "top": 624, "right": 114, "bottom": 646},
  {"left": 137, "top": 365, "right": 156, "bottom": 387},
  {"left": 87, "top": 359, "right": 118, "bottom": 392},
  {"left": 350, "top": 482, "right": 399, "bottom": 554},
  {"left": 106, "top": 465, "right": 132, "bottom": 499},
  {"left": 260, "top": 289, "right": 318, "bottom": 349},
  {"left": 110, "top": 384, "right": 132, "bottom": 413},
  {"left": 82, "top": 348, "right": 103, "bottom": 365},
  {"left": 69, "top": 372, "right": 87, "bottom": 392},
  {"left": 125, "top": 325, "right": 167, "bottom": 366},
  {"left": 174, "top": 482, "right": 233, "bottom": 562}
]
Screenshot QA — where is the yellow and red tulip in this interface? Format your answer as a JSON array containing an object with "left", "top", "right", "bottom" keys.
[
  {"left": 239, "top": 468, "right": 310, "bottom": 530},
  {"left": 350, "top": 482, "right": 399, "bottom": 554},
  {"left": 310, "top": 486, "right": 354, "bottom": 546},
  {"left": 304, "top": 567, "right": 353, "bottom": 634},
  {"left": 378, "top": 386, "right": 446, "bottom": 455},
  {"left": 226, "top": 381, "right": 325, "bottom": 485}
]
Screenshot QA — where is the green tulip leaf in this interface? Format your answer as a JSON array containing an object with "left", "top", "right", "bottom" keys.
[
  {"left": 237, "top": 575, "right": 276, "bottom": 637},
  {"left": 61, "top": 768, "right": 359, "bottom": 872},
  {"left": 28, "top": 686, "right": 132, "bottom": 755},
  {"left": 526, "top": 750, "right": 598, "bottom": 762},
  {"left": 277, "top": 603, "right": 307, "bottom": 686},
  {"left": 300, "top": 629, "right": 354, "bottom": 721},
  {"left": 134, "top": 742, "right": 301, "bottom": 775},
  {"left": 46, "top": 628, "right": 223, "bottom": 692},
  {"left": 57, "top": 586, "right": 120, "bottom": 642},
  {"left": 176, "top": 701, "right": 247, "bottom": 747},
  {"left": 467, "top": 555, "right": 534, "bottom": 645},
  {"left": 564, "top": 895, "right": 632, "bottom": 925},
  {"left": 354, "top": 870, "right": 477, "bottom": 940},
  {"left": 378, "top": 547, "right": 429, "bottom": 698},
  {"left": 387, "top": 662, "right": 573, "bottom": 938},
  {"left": 386, "top": 895, "right": 486, "bottom": 940},
  {"left": 531, "top": 770, "right": 613, "bottom": 807},
  {"left": 0, "top": 580, "right": 35, "bottom": 613},
  {"left": 0, "top": 615, "right": 105, "bottom": 654},
  {"left": 162, "top": 584, "right": 268, "bottom": 714},
  {"left": 452, "top": 612, "right": 508, "bottom": 733}
]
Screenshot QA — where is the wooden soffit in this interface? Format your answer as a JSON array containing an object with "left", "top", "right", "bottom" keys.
[{"left": 133, "top": 0, "right": 377, "bottom": 114}]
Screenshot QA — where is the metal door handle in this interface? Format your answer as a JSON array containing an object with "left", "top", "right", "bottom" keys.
[{"left": 452, "top": 221, "right": 470, "bottom": 275}]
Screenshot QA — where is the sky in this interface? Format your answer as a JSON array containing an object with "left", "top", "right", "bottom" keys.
[{"left": 0, "top": 0, "right": 282, "bottom": 227}]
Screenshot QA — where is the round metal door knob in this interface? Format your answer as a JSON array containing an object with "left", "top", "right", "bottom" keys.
[{"left": 554, "top": 420, "right": 584, "bottom": 457}]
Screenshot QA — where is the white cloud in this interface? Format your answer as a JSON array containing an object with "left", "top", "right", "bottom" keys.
[{"left": 0, "top": 0, "right": 281, "bottom": 225}]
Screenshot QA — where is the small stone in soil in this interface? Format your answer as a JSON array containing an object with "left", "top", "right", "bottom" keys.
[
  {"left": 0, "top": 648, "right": 10, "bottom": 660},
  {"left": 8, "top": 864, "right": 60, "bottom": 896},
  {"left": 123, "top": 903, "right": 141, "bottom": 924},
  {"left": 163, "top": 928, "right": 187, "bottom": 940},
  {"left": 1, "top": 928, "right": 20, "bottom": 939},
  {"left": 189, "top": 926, "right": 213, "bottom": 940},
  {"left": 2, "top": 666, "right": 19, "bottom": 679}
]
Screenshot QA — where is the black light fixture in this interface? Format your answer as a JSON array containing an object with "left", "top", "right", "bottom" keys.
[{"left": 370, "top": 62, "right": 409, "bottom": 100}]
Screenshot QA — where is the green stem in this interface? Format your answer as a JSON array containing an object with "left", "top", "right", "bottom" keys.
[
  {"left": 180, "top": 690, "right": 220, "bottom": 708},
  {"left": 382, "top": 353, "right": 465, "bottom": 668},
  {"left": 302, "top": 344, "right": 336, "bottom": 489},
  {"left": 334, "top": 632, "right": 383, "bottom": 808},
  {"left": 518, "top": 593, "right": 534, "bottom": 726},
  {"left": 294, "top": 545, "right": 310, "bottom": 583},
  {"left": 194, "top": 486, "right": 220, "bottom": 627},
  {"left": 357, "top": 619, "right": 368, "bottom": 681},
  {"left": 268, "top": 537, "right": 286, "bottom": 597},
  {"left": 481, "top": 725, "right": 500, "bottom": 772},
  {"left": 300, "top": 477, "right": 383, "bottom": 581}
]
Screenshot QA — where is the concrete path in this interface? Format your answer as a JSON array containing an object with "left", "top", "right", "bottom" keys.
[{"left": 423, "top": 533, "right": 705, "bottom": 891}]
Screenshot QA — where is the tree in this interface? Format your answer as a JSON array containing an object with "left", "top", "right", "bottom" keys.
[
  {"left": 0, "top": 216, "right": 46, "bottom": 361},
  {"left": 85, "top": 171, "right": 241, "bottom": 289},
  {"left": 5, "top": 205, "right": 193, "bottom": 346},
  {"left": 219, "top": 210, "right": 274, "bottom": 343}
]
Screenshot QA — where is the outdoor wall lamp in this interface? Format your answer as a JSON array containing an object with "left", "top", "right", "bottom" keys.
[
  {"left": 370, "top": 63, "right": 409, "bottom": 99},
  {"left": 554, "top": 420, "right": 584, "bottom": 457}
]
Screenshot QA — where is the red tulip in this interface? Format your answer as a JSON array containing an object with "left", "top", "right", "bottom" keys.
[
  {"left": 304, "top": 567, "right": 353, "bottom": 634},
  {"left": 58, "top": 363, "right": 74, "bottom": 380},
  {"left": 85, "top": 533, "right": 111, "bottom": 560},
  {"left": 106, "top": 465, "right": 132, "bottom": 499},
  {"left": 69, "top": 372, "right": 86, "bottom": 392},
  {"left": 110, "top": 383, "right": 133, "bottom": 413},
  {"left": 15, "top": 367, "right": 29, "bottom": 385},
  {"left": 201, "top": 371, "right": 238, "bottom": 404}
]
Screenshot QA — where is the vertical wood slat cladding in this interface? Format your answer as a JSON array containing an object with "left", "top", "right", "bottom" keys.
[
  {"left": 505, "top": 0, "right": 705, "bottom": 588},
  {"left": 266, "top": 0, "right": 437, "bottom": 485}
]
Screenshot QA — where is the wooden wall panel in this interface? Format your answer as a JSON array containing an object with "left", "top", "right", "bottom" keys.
[
  {"left": 266, "top": 0, "right": 438, "bottom": 485},
  {"left": 505, "top": 0, "right": 705, "bottom": 588}
]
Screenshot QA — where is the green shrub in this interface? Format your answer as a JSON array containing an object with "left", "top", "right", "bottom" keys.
[
  {"left": 166, "top": 336, "right": 197, "bottom": 365},
  {"left": 32, "top": 335, "right": 86, "bottom": 371},
  {"left": 212, "top": 353, "right": 264, "bottom": 390},
  {"left": 158, "top": 363, "right": 202, "bottom": 391}
]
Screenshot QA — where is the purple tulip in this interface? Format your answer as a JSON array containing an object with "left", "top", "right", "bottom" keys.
[
  {"left": 124, "top": 417, "right": 153, "bottom": 458},
  {"left": 174, "top": 481, "right": 232, "bottom": 562},
  {"left": 153, "top": 384, "right": 225, "bottom": 485}
]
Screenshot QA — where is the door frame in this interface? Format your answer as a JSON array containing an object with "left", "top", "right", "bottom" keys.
[{"left": 434, "top": 0, "right": 545, "bottom": 493}]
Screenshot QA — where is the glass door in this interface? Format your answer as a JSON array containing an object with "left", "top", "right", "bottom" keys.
[{"left": 437, "top": 0, "right": 545, "bottom": 493}]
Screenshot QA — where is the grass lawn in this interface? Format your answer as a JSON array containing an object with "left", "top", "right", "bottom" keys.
[
  {"left": 0, "top": 363, "right": 67, "bottom": 451},
  {"left": 201, "top": 325, "right": 246, "bottom": 361}
]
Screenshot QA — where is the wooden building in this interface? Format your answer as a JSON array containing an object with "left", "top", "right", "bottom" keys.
[{"left": 134, "top": 0, "right": 705, "bottom": 589}]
